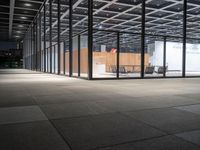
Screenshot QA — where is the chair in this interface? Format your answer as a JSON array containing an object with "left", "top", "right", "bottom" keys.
[
  {"left": 157, "top": 66, "right": 168, "bottom": 74},
  {"left": 119, "top": 66, "right": 127, "bottom": 73},
  {"left": 111, "top": 66, "right": 117, "bottom": 73},
  {"left": 145, "top": 66, "right": 155, "bottom": 74}
]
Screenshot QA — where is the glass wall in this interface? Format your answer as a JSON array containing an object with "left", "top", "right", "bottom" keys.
[
  {"left": 186, "top": 0, "right": 200, "bottom": 76},
  {"left": 23, "top": 0, "right": 200, "bottom": 79},
  {"left": 72, "top": 36, "right": 78, "bottom": 76},
  {"left": 144, "top": 36, "right": 164, "bottom": 77},
  {"left": 186, "top": 39, "right": 200, "bottom": 76},
  {"left": 71, "top": 0, "right": 89, "bottom": 77},
  {"left": 52, "top": 0, "right": 58, "bottom": 74},
  {"left": 166, "top": 37, "right": 183, "bottom": 77},
  {"left": 41, "top": 8, "right": 44, "bottom": 72},
  {"left": 119, "top": 33, "right": 141, "bottom": 78},
  {"left": 45, "top": 3, "right": 50, "bottom": 72},
  {"left": 60, "top": 0, "right": 69, "bottom": 75},
  {"left": 93, "top": 31, "right": 117, "bottom": 78},
  {"left": 65, "top": 41, "right": 70, "bottom": 75},
  {"left": 80, "top": 32, "right": 88, "bottom": 78}
]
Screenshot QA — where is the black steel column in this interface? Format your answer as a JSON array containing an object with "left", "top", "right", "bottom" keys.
[
  {"left": 31, "top": 27, "right": 33, "bottom": 70},
  {"left": 35, "top": 20, "right": 38, "bottom": 71},
  {"left": 63, "top": 42, "right": 66, "bottom": 74},
  {"left": 69, "top": 0, "right": 73, "bottom": 77},
  {"left": 28, "top": 30, "right": 30, "bottom": 69},
  {"left": 33, "top": 23, "right": 35, "bottom": 70},
  {"left": 141, "top": 0, "right": 145, "bottom": 78},
  {"left": 49, "top": 0, "right": 52, "bottom": 73},
  {"left": 78, "top": 35, "right": 80, "bottom": 77},
  {"left": 44, "top": 5, "right": 46, "bottom": 72},
  {"left": 163, "top": 37, "right": 166, "bottom": 77},
  {"left": 39, "top": 13, "right": 42, "bottom": 71},
  {"left": 34, "top": 23, "right": 36, "bottom": 70},
  {"left": 182, "top": 0, "right": 187, "bottom": 77},
  {"left": 117, "top": 32, "right": 120, "bottom": 78},
  {"left": 88, "top": 0, "right": 93, "bottom": 80},
  {"left": 54, "top": 45, "right": 56, "bottom": 73},
  {"left": 57, "top": 0, "right": 61, "bottom": 74}
]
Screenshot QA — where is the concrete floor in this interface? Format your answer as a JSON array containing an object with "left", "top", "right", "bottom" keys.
[{"left": 0, "top": 69, "right": 200, "bottom": 150}]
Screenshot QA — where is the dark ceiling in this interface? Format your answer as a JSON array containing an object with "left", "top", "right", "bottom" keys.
[{"left": 0, "top": 0, "right": 43, "bottom": 41}]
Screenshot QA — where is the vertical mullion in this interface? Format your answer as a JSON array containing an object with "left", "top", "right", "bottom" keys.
[
  {"left": 141, "top": 0, "right": 145, "bottom": 78},
  {"left": 63, "top": 42, "right": 66, "bottom": 74},
  {"left": 33, "top": 23, "right": 36, "bottom": 70},
  {"left": 49, "top": 0, "right": 52, "bottom": 73},
  {"left": 29, "top": 30, "right": 30, "bottom": 69},
  {"left": 78, "top": 35, "right": 80, "bottom": 77},
  {"left": 88, "top": 0, "right": 93, "bottom": 80},
  {"left": 40, "top": 13, "right": 42, "bottom": 71},
  {"left": 31, "top": 27, "right": 33, "bottom": 70},
  {"left": 182, "top": 0, "right": 187, "bottom": 77},
  {"left": 57, "top": 0, "right": 61, "bottom": 74},
  {"left": 54, "top": 45, "right": 56, "bottom": 73},
  {"left": 117, "top": 32, "right": 120, "bottom": 78},
  {"left": 69, "top": 0, "right": 73, "bottom": 77},
  {"left": 35, "top": 20, "right": 38, "bottom": 71},
  {"left": 43, "top": 5, "right": 46, "bottom": 72},
  {"left": 33, "top": 24, "right": 35, "bottom": 70},
  {"left": 163, "top": 36, "right": 166, "bottom": 77}
]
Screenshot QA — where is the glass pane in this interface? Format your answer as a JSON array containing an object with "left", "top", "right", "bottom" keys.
[
  {"left": 93, "top": 31, "right": 117, "bottom": 78},
  {"left": 144, "top": 36, "right": 164, "bottom": 77},
  {"left": 186, "top": 0, "right": 200, "bottom": 76},
  {"left": 72, "top": 36, "right": 78, "bottom": 76},
  {"left": 119, "top": 33, "right": 141, "bottom": 78},
  {"left": 52, "top": 0, "right": 58, "bottom": 73},
  {"left": 166, "top": 37, "right": 183, "bottom": 77},
  {"left": 65, "top": 41, "right": 70, "bottom": 75},
  {"left": 186, "top": 39, "right": 200, "bottom": 76},
  {"left": 80, "top": 32, "right": 88, "bottom": 78}
]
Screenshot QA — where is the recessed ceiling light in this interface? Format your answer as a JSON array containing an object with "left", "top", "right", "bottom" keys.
[
  {"left": 99, "top": 24, "right": 103, "bottom": 29},
  {"left": 15, "top": 35, "right": 20, "bottom": 38},
  {"left": 21, "top": 16, "right": 27, "bottom": 19},
  {"left": 24, "top": 3, "right": 32, "bottom": 7},
  {"left": 18, "top": 25, "right": 24, "bottom": 27},
  {"left": 16, "top": 31, "right": 21, "bottom": 33}
]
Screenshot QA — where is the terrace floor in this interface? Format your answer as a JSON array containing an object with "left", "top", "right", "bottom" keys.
[{"left": 0, "top": 69, "right": 200, "bottom": 150}]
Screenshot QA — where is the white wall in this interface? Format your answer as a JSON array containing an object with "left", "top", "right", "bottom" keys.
[
  {"left": 186, "top": 43, "right": 200, "bottom": 72},
  {"left": 166, "top": 42, "right": 183, "bottom": 71},
  {"left": 148, "top": 41, "right": 200, "bottom": 72}
]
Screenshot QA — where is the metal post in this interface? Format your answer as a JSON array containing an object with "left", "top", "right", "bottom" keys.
[
  {"left": 49, "top": 0, "right": 52, "bottom": 73},
  {"left": 117, "top": 32, "right": 120, "bottom": 78},
  {"left": 35, "top": 20, "right": 38, "bottom": 71},
  {"left": 88, "top": 0, "right": 93, "bottom": 80},
  {"left": 54, "top": 45, "right": 56, "bottom": 73},
  {"left": 163, "top": 37, "right": 166, "bottom": 77},
  {"left": 39, "top": 13, "right": 42, "bottom": 71},
  {"left": 57, "top": 0, "right": 61, "bottom": 74},
  {"left": 78, "top": 35, "right": 80, "bottom": 77},
  {"left": 31, "top": 27, "right": 33, "bottom": 70},
  {"left": 141, "top": 0, "right": 145, "bottom": 78},
  {"left": 33, "top": 23, "right": 35, "bottom": 70},
  {"left": 63, "top": 42, "right": 66, "bottom": 74},
  {"left": 43, "top": 5, "right": 46, "bottom": 72},
  {"left": 69, "top": 0, "right": 73, "bottom": 77},
  {"left": 182, "top": 0, "right": 187, "bottom": 77}
]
